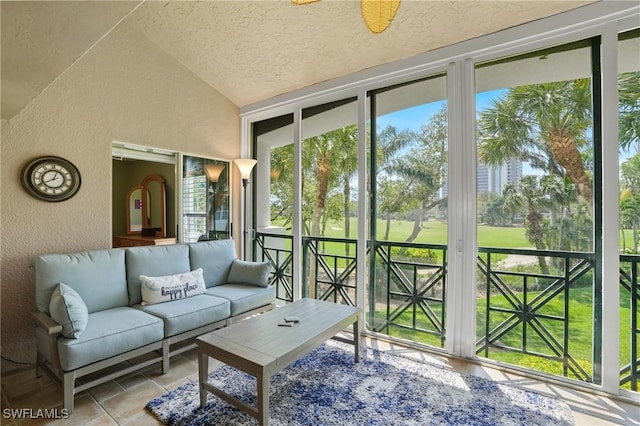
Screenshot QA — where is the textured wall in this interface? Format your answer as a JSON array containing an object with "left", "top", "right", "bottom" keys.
[{"left": 0, "top": 22, "right": 240, "bottom": 369}]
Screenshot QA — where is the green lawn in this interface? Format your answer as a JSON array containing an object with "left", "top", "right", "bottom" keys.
[
  {"left": 273, "top": 217, "right": 635, "bottom": 252},
  {"left": 376, "top": 286, "right": 635, "bottom": 385}
]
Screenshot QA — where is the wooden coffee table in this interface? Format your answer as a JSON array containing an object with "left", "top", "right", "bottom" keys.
[{"left": 196, "top": 298, "right": 361, "bottom": 426}]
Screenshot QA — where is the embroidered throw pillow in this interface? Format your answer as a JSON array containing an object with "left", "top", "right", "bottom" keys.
[
  {"left": 227, "top": 259, "right": 271, "bottom": 288},
  {"left": 140, "top": 268, "right": 206, "bottom": 305},
  {"left": 49, "top": 283, "right": 89, "bottom": 339}
]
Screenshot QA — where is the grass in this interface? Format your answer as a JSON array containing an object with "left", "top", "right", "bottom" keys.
[
  {"left": 374, "top": 286, "right": 635, "bottom": 385},
  {"left": 275, "top": 217, "right": 638, "bottom": 252}
]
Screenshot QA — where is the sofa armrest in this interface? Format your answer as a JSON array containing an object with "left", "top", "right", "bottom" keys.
[
  {"left": 31, "top": 311, "right": 63, "bottom": 334},
  {"left": 31, "top": 311, "right": 63, "bottom": 371}
]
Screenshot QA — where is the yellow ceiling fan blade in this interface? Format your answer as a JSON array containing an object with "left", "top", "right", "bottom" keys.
[
  {"left": 361, "top": 0, "right": 401, "bottom": 34},
  {"left": 292, "top": 0, "right": 401, "bottom": 34}
]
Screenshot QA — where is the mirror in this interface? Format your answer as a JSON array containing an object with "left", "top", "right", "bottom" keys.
[
  {"left": 181, "top": 156, "right": 231, "bottom": 242},
  {"left": 141, "top": 174, "right": 167, "bottom": 238},
  {"left": 126, "top": 185, "right": 144, "bottom": 233}
]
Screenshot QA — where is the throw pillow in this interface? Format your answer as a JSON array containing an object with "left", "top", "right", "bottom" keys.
[
  {"left": 227, "top": 259, "right": 271, "bottom": 288},
  {"left": 49, "top": 283, "right": 89, "bottom": 339},
  {"left": 140, "top": 268, "right": 206, "bottom": 305}
]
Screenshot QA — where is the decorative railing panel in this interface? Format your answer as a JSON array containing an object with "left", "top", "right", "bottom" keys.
[
  {"left": 620, "top": 254, "right": 640, "bottom": 391},
  {"left": 303, "top": 236, "right": 358, "bottom": 306},
  {"left": 370, "top": 241, "right": 447, "bottom": 348},
  {"left": 255, "top": 232, "right": 294, "bottom": 302},
  {"left": 255, "top": 232, "right": 639, "bottom": 390},
  {"left": 476, "top": 248, "right": 594, "bottom": 382}
]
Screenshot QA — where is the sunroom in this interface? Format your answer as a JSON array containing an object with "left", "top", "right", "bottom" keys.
[{"left": 235, "top": 3, "right": 640, "bottom": 404}]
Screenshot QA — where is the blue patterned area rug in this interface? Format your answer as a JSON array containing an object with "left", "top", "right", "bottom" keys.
[{"left": 146, "top": 340, "right": 574, "bottom": 425}]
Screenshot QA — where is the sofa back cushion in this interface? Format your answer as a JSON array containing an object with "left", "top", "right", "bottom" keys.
[
  {"left": 188, "top": 240, "right": 237, "bottom": 288},
  {"left": 34, "top": 249, "right": 128, "bottom": 314},
  {"left": 125, "top": 244, "right": 191, "bottom": 305}
]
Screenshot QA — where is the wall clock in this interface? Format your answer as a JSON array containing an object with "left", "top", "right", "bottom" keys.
[{"left": 21, "top": 156, "right": 81, "bottom": 202}]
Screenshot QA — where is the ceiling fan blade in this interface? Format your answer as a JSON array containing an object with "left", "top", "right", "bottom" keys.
[{"left": 361, "top": 0, "right": 401, "bottom": 34}]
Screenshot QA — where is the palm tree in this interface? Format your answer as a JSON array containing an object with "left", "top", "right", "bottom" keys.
[
  {"left": 398, "top": 106, "right": 448, "bottom": 242},
  {"left": 540, "top": 174, "right": 579, "bottom": 250},
  {"left": 373, "top": 125, "right": 415, "bottom": 240},
  {"left": 478, "top": 80, "right": 593, "bottom": 204},
  {"left": 269, "top": 144, "right": 295, "bottom": 228},
  {"left": 503, "top": 176, "right": 550, "bottom": 274},
  {"left": 620, "top": 154, "right": 640, "bottom": 252},
  {"left": 618, "top": 72, "right": 640, "bottom": 152},
  {"left": 332, "top": 125, "right": 358, "bottom": 243}
]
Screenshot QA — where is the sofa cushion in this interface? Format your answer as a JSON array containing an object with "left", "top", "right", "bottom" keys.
[
  {"left": 135, "top": 294, "right": 230, "bottom": 337},
  {"left": 35, "top": 249, "right": 128, "bottom": 314},
  {"left": 140, "top": 269, "right": 206, "bottom": 306},
  {"left": 188, "top": 240, "right": 237, "bottom": 288},
  {"left": 227, "top": 259, "right": 271, "bottom": 288},
  {"left": 56, "top": 307, "right": 164, "bottom": 371},
  {"left": 126, "top": 245, "right": 191, "bottom": 305},
  {"left": 49, "top": 283, "right": 88, "bottom": 338},
  {"left": 206, "top": 284, "right": 276, "bottom": 316}
]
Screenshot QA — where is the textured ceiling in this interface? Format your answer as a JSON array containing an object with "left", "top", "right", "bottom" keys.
[{"left": 1, "top": 0, "right": 596, "bottom": 120}]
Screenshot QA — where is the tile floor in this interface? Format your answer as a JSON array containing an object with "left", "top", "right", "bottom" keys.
[{"left": 1, "top": 335, "right": 638, "bottom": 425}]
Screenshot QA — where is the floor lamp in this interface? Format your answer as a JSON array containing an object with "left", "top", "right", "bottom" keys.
[
  {"left": 204, "top": 163, "right": 225, "bottom": 240},
  {"left": 234, "top": 158, "right": 257, "bottom": 259}
]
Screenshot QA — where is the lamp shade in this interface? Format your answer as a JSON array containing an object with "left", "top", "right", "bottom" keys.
[
  {"left": 234, "top": 158, "right": 257, "bottom": 180},
  {"left": 204, "top": 163, "right": 225, "bottom": 183}
]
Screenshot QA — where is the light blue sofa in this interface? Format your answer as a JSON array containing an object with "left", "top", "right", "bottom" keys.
[{"left": 31, "top": 240, "right": 275, "bottom": 412}]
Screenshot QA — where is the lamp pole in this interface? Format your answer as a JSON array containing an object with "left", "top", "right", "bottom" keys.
[
  {"left": 242, "top": 177, "right": 249, "bottom": 257},
  {"left": 234, "top": 159, "right": 257, "bottom": 259}
]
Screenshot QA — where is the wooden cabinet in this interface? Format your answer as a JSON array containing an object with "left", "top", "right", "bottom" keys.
[{"left": 113, "top": 235, "right": 176, "bottom": 248}]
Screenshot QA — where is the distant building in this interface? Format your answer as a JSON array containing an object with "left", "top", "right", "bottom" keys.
[
  {"left": 440, "top": 159, "right": 522, "bottom": 197},
  {"left": 477, "top": 159, "right": 522, "bottom": 195}
]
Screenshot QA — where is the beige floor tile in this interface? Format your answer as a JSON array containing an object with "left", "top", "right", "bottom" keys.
[
  {"left": 87, "top": 380, "right": 125, "bottom": 403},
  {"left": 114, "top": 373, "right": 150, "bottom": 391},
  {"left": 165, "top": 377, "right": 192, "bottom": 392},
  {"left": 121, "top": 409, "right": 164, "bottom": 425},
  {"left": 1, "top": 369, "right": 52, "bottom": 400},
  {"left": 98, "top": 381, "right": 166, "bottom": 424},
  {"left": 142, "top": 355, "right": 196, "bottom": 389},
  {"left": 82, "top": 415, "right": 119, "bottom": 426},
  {"left": 16, "top": 393, "right": 105, "bottom": 426},
  {"left": 7, "top": 383, "right": 63, "bottom": 411}
]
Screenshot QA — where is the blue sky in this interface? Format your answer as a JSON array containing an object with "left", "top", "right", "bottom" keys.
[{"left": 376, "top": 89, "right": 546, "bottom": 175}]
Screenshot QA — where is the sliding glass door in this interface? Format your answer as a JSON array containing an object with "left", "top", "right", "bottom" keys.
[{"left": 368, "top": 75, "right": 449, "bottom": 349}]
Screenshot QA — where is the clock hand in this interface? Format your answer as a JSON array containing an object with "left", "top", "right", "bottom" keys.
[{"left": 44, "top": 174, "right": 62, "bottom": 183}]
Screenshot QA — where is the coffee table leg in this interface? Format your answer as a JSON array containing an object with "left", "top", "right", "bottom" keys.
[
  {"left": 198, "top": 350, "right": 209, "bottom": 408},
  {"left": 257, "top": 372, "right": 269, "bottom": 426}
]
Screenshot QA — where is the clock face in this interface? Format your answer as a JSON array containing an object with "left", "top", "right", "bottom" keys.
[{"left": 21, "top": 156, "right": 81, "bottom": 202}]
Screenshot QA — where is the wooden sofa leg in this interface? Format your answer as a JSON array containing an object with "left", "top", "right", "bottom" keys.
[
  {"left": 162, "top": 340, "right": 170, "bottom": 374},
  {"left": 63, "top": 371, "right": 75, "bottom": 413}
]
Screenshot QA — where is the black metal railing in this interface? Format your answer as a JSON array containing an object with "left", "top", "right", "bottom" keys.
[
  {"left": 255, "top": 231, "right": 639, "bottom": 390},
  {"left": 255, "top": 232, "right": 294, "bottom": 301},
  {"left": 370, "top": 240, "right": 447, "bottom": 348},
  {"left": 476, "top": 248, "right": 594, "bottom": 382},
  {"left": 302, "top": 235, "right": 358, "bottom": 305},
  {"left": 620, "top": 255, "right": 640, "bottom": 391}
]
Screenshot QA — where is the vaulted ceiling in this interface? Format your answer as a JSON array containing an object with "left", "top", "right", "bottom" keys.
[{"left": 1, "top": 0, "right": 596, "bottom": 120}]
